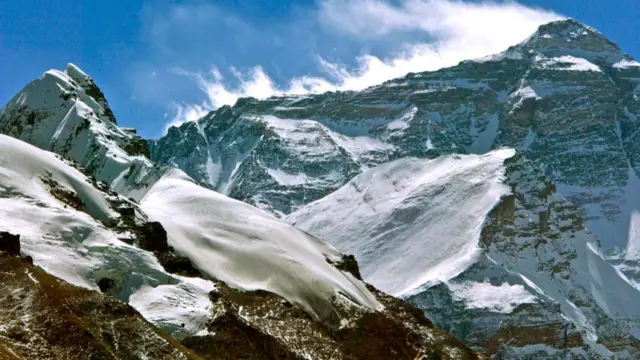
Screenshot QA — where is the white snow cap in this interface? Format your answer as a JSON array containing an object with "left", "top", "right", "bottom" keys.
[{"left": 65, "top": 62, "right": 91, "bottom": 80}]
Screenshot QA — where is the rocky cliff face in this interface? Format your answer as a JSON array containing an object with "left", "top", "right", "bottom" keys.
[
  {"left": 407, "top": 154, "right": 640, "bottom": 358},
  {"left": 286, "top": 149, "right": 640, "bottom": 358}
]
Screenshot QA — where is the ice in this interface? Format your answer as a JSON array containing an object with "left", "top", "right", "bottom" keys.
[
  {"left": 425, "top": 138, "right": 435, "bottom": 150},
  {"left": 521, "top": 127, "right": 536, "bottom": 150},
  {"left": 613, "top": 59, "right": 640, "bottom": 69},
  {"left": 467, "top": 114, "right": 499, "bottom": 154},
  {"left": 386, "top": 106, "right": 417, "bottom": 131},
  {"left": 474, "top": 48, "right": 523, "bottom": 63},
  {"left": 267, "top": 168, "right": 309, "bottom": 185},
  {"left": 536, "top": 55, "right": 602, "bottom": 72}
]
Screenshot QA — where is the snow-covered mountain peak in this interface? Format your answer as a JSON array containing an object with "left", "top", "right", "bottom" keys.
[
  {"left": 64, "top": 62, "right": 117, "bottom": 123},
  {"left": 0, "top": 64, "right": 154, "bottom": 198},
  {"left": 64, "top": 62, "right": 91, "bottom": 80}
]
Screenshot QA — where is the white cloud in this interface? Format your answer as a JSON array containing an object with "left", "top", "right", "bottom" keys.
[
  {"left": 167, "top": 0, "right": 562, "bottom": 130},
  {"left": 164, "top": 103, "right": 209, "bottom": 133}
]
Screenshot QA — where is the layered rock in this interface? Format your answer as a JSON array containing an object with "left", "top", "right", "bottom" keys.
[
  {"left": 287, "top": 148, "right": 640, "bottom": 357},
  {"left": 146, "top": 19, "right": 640, "bottom": 356},
  {"left": 407, "top": 154, "right": 640, "bottom": 358}
]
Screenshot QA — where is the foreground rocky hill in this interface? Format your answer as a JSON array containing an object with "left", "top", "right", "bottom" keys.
[{"left": 0, "top": 64, "right": 484, "bottom": 358}]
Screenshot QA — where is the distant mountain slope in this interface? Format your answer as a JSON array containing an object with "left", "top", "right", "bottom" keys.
[
  {"left": 0, "top": 65, "right": 484, "bottom": 359},
  {"left": 148, "top": 21, "right": 640, "bottom": 356},
  {"left": 288, "top": 149, "right": 514, "bottom": 297}
]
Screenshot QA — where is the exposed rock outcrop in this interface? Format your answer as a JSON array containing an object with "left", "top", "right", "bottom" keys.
[
  {"left": 0, "top": 244, "right": 201, "bottom": 360},
  {"left": 0, "top": 232, "right": 20, "bottom": 255}
]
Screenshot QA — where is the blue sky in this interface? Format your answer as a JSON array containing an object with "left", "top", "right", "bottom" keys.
[{"left": 1, "top": 0, "right": 638, "bottom": 138}]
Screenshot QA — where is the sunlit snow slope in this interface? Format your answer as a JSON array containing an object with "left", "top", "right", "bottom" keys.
[
  {"left": 290, "top": 149, "right": 640, "bottom": 357},
  {"left": 288, "top": 149, "right": 514, "bottom": 296},
  {"left": 140, "top": 170, "right": 382, "bottom": 322}
]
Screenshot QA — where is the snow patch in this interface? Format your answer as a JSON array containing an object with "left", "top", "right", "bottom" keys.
[
  {"left": 474, "top": 48, "right": 523, "bottom": 63},
  {"left": 425, "top": 138, "right": 435, "bottom": 150},
  {"left": 537, "top": 55, "right": 602, "bottom": 72},
  {"left": 446, "top": 281, "right": 538, "bottom": 313},
  {"left": 467, "top": 114, "right": 499, "bottom": 154},
  {"left": 613, "top": 60, "right": 640, "bottom": 69},
  {"left": 386, "top": 106, "right": 417, "bottom": 131},
  {"left": 267, "top": 168, "right": 309, "bottom": 186}
]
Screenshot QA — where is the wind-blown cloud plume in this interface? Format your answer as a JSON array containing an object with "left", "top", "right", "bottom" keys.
[{"left": 143, "top": 0, "right": 562, "bottom": 131}]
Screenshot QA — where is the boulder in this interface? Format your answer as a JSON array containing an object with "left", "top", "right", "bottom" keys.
[{"left": 0, "top": 231, "right": 20, "bottom": 255}]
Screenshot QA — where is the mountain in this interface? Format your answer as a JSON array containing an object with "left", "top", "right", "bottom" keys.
[
  {"left": 288, "top": 149, "right": 515, "bottom": 297},
  {"left": 147, "top": 18, "right": 640, "bottom": 357},
  {"left": 0, "top": 65, "right": 483, "bottom": 358},
  {"left": 4, "top": 16, "right": 640, "bottom": 359}
]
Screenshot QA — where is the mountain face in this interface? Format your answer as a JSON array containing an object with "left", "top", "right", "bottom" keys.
[
  {"left": 0, "top": 65, "right": 483, "bottom": 358},
  {"left": 288, "top": 149, "right": 515, "bottom": 297},
  {"left": 147, "top": 18, "right": 640, "bottom": 357},
  {"left": 4, "top": 16, "right": 640, "bottom": 360}
]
